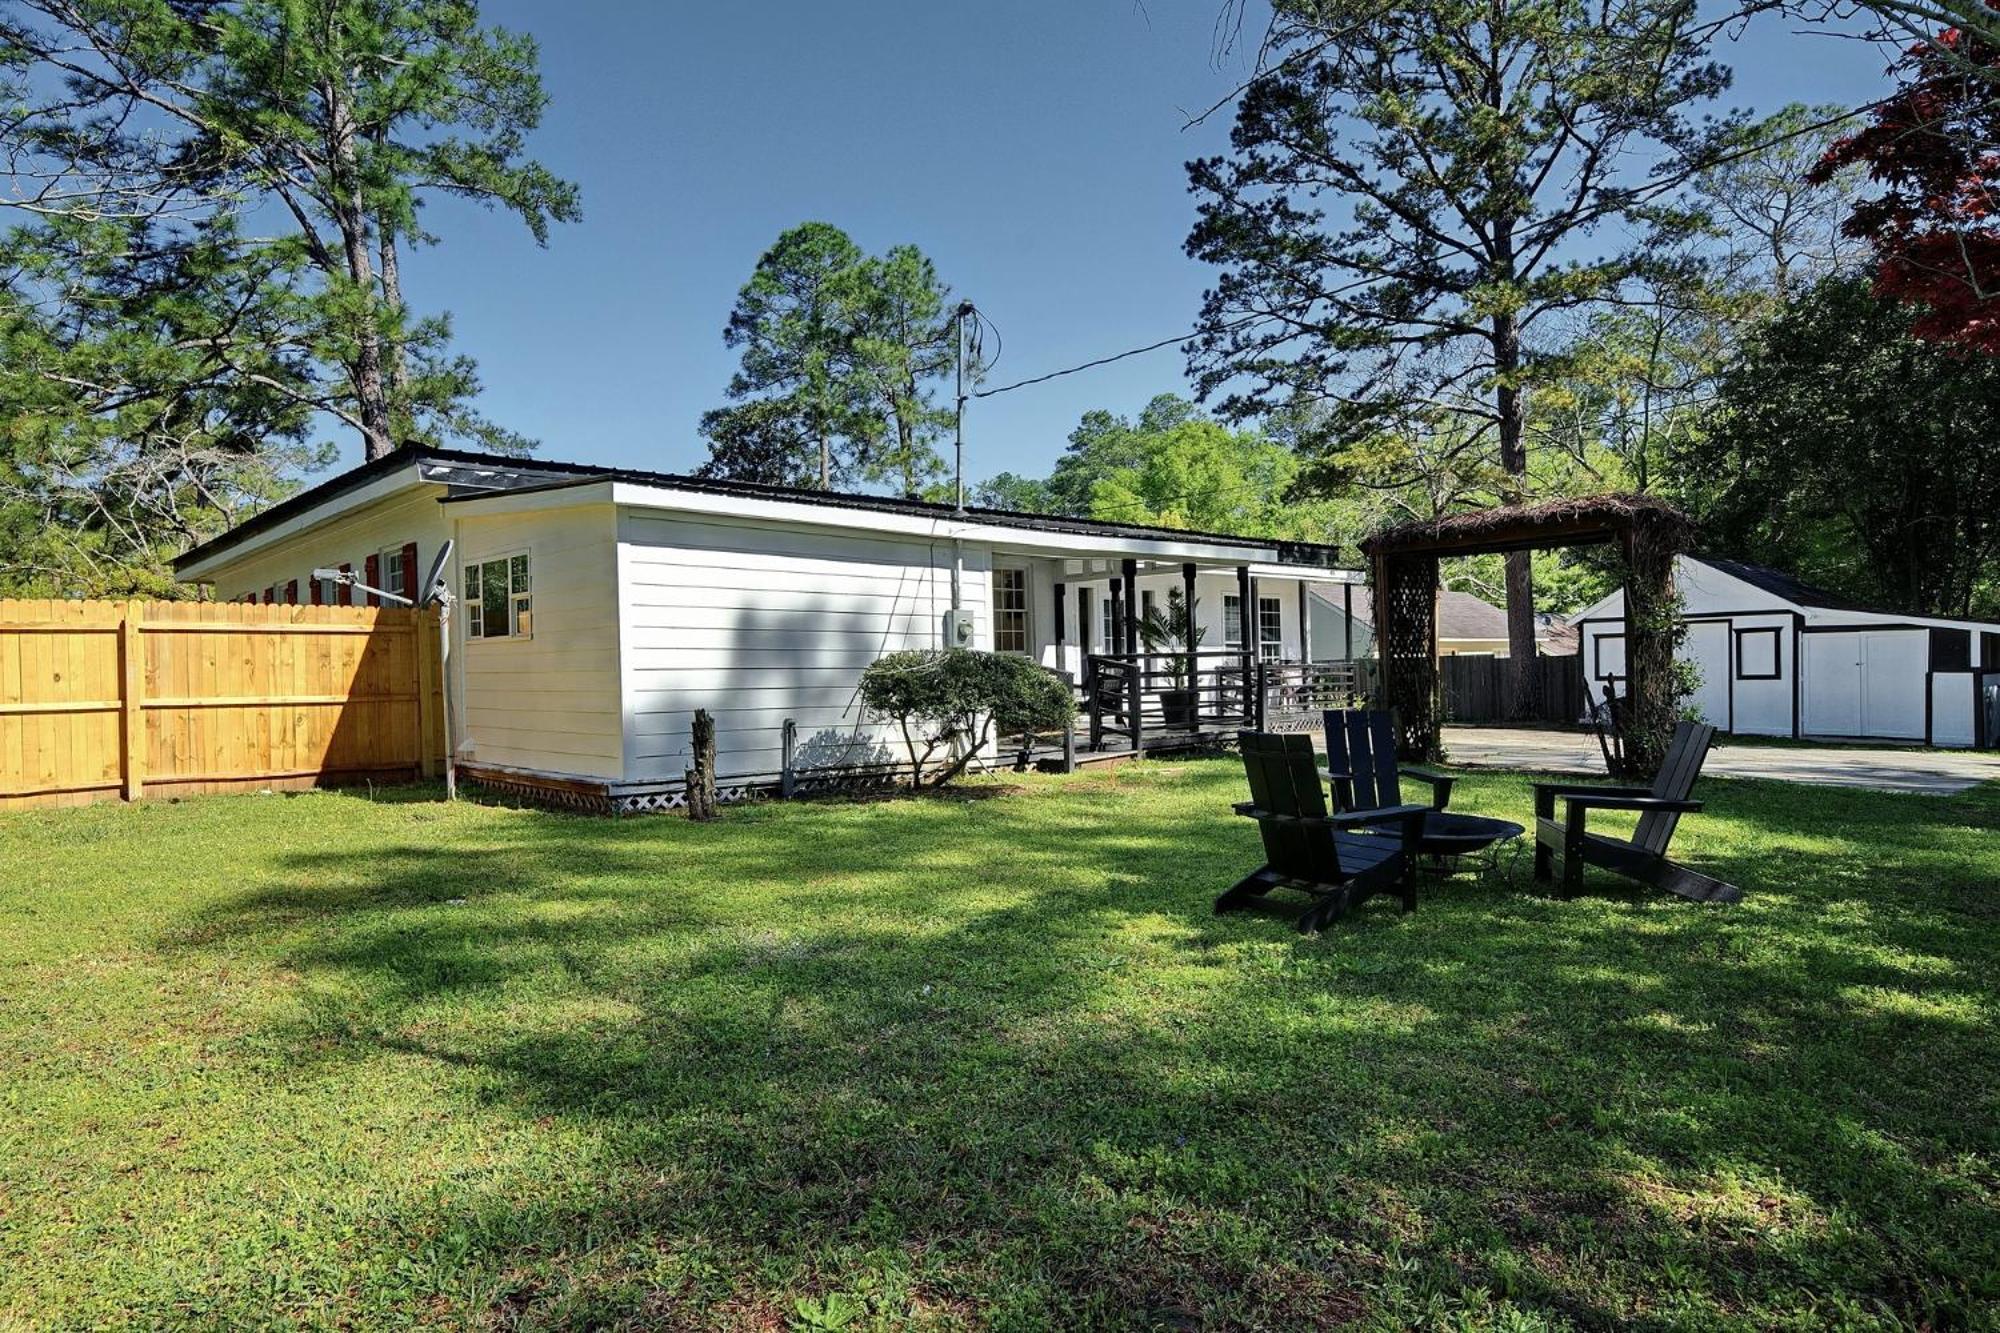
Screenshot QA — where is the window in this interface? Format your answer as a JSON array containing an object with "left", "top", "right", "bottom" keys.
[
  {"left": 1140, "top": 589, "right": 1157, "bottom": 624},
  {"left": 1594, "top": 632, "right": 1627, "bottom": 681},
  {"left": 1101, "top": 591, "right": 1116, "bottom": 647},
  {"left": 465, "top": 551, "right": 532, "bottom": 639},
  {"left": 1258, "top": 596, "right": 1283, "bottom": 661},
  {"left": 1735, "top": 626, "right": 1782, "bottom": 680},
  {"left": 1222, "top": 593, "right": 1243, "bottom": 650},
  {"left": 381, "top": 546, "right": 409, "bottom": 605},
  {"left": 993, "top": 567, "right": 1028, "bottom": 654}
]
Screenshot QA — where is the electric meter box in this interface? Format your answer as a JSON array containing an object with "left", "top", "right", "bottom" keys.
[{"left": 942, "top": 609, "right": 976, "bottom": 648}]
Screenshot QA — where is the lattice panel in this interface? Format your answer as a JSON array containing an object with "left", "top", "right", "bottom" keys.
[{"left": 1377, "top": 554, "right": 1441, "bottom": 760}]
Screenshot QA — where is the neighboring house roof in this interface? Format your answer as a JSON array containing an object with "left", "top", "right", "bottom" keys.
[
  {"left": 174, "top": 444, "right": 1348, "bottom": 574},
  {"left": 1436, "top": 589, "right": 1509, "bottom": 642},
  {"left": 1311, "top": 584, "right": 1572, "bottom": 647}
]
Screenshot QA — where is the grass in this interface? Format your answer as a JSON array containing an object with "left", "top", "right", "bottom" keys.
[{"left": 3, "top": 762, "right": 1998, "bottom": 1331}]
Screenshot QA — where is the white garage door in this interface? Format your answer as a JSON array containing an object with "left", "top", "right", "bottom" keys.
[
  {"left": 1804, "top": 630, "right": 1927, "bottom": 740},
  {"left": 1685, "top": 622, "right": 1731, "bottom": 729}
]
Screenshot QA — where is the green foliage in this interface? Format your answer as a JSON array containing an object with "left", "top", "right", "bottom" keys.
[
  {"left": 2, "top": 765, "right": 1997, "bottom": 1325},
  {"left": 1137, "top": 586, "right": 1204, "bottom": 689},
  {"left": 858, "top": 649, "right": 1074, "bottom": 789},
  {"left": 1679, "top": 274, "right": 2000, "bottom": 619},
  {"left": 974, "top": 395, "right": 1349, "bottom": 544},
  {"left": 0, "top": 0, "right": 577, "bottom": 592},
  {"left": 968, "top": 471, "right": 1056, "bottom": 513},
  {"left": 701, "top": 225, "right": 965, "bottom": 494}
]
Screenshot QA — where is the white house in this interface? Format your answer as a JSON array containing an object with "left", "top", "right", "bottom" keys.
[
  {"left": 173, "top": 446, "right": 1363, "bottom": 809},
  {"left": 1571, "top": 555, "right": 2000, "bottom": 747}
]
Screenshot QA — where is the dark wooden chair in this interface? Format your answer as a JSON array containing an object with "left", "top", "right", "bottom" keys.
[
  {"left": 1084, "top": 657, "right": 1137, "bottom": 749},
  {"left": 1322, "top": 708, "right": 1455, "bottom": 819},
  {"left": 1532, "top": 720, "right": 1741, "bottom": 903},
  {"left": 1218, "top": 731, "right": 1429, "bottom": 933}
]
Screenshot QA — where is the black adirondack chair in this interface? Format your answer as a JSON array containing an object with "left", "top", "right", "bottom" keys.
[
  {"left": 1322, "top": 708, "right": 1456, "bottom": 818},
  {"left": 1218, "top": 731, "right": 1429, "bottom": 933},
  {"left": 1532, "top": 720, "right": 1741, "bottom": 902}
]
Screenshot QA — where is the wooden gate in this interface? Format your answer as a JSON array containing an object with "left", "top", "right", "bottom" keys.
[{"left": 0, "top": 600, "right": 443, "bottom": 811}]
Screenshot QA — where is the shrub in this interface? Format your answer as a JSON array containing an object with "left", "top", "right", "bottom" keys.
[{"left": 859, "top": 649, "right": 1076, "bottom": 789}]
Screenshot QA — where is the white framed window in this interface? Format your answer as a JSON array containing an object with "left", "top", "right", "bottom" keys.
[
  {"left": 381, "top": 546, "right": 409, "bottom": 603},
  {"left": 1223, "top": 593, "right": 1243, "bottom": 650},
  {"left": 992, "top": 567, "right": 1028, "bottom": 654},
  {"left": 1258, "top": 596, "right": 1283, "bottom": 661},
  {"left": 1100, "top": 590, "right": 1115, "bottom": 647},
  {"left": 464, "top": 550, "right": 532, "bottom": 640}
]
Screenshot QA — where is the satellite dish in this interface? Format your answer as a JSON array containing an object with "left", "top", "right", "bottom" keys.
[{"left": 421, "top": 539, "right": 455, "bottom": 607}]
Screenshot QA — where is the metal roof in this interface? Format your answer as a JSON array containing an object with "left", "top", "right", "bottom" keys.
[{"left": 176, "top": 444, "right": 1347, "bottom": 573}]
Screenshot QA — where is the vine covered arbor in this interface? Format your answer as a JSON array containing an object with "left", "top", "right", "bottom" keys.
[{"left": 1359, "top": 496, "right": 1696, "bottom": 776}]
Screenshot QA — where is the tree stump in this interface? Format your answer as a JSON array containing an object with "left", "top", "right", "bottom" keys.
[{"left": 686, "top": 708, "right": 717, "bottom": 821}]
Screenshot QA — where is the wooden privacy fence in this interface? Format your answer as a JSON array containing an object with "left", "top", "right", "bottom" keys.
[
  {"left": 1440, "top": 652, "right": 1586, "bottom": 725},
  {"left": 0, "top": 599, "right": 444, "bottom": 811}
]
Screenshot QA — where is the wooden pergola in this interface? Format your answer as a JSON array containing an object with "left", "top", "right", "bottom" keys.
[{"left": 1358, "top": 495, "right": 1696, "bottom": 774}]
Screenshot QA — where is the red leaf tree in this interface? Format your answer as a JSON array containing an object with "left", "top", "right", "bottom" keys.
[{"left": 1813, "top": 26, "right": 2000, "bottom": 354}]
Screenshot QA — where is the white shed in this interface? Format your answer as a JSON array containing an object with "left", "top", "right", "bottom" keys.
[{"left": 1571, "top": 556, "right": 2000, "bottom": 748}]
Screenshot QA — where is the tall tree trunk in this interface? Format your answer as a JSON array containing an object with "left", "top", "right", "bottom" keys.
[
  {"left": 326, "top": 87, "right": 394, "bottom": 461},
  {"left": 378, "top": 225, "right": 411, "bottom": 431},
  {"left": 1492, "top": 305, "right": 1539, "bottom": 719}
]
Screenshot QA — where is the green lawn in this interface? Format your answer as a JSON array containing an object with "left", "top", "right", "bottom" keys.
[{"left": 3, "top": 762, "right": 1997, "bottom": 1331}]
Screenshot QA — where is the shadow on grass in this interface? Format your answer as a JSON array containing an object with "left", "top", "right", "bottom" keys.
[{"left": 157, "top": 766, "right": 2000, "bottom": 1328}]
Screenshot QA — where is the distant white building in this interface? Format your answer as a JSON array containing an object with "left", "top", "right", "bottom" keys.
[
  {"left": 1307, "top": 586, "right": 1579, "bottom": 660},
  {"left": 1570, "top": 555, "right": 2000, "bottom": 747}
]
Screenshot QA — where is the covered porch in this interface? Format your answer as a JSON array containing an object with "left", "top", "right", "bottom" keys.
[{"left": 985, "top": 545, "right": 1372, "bottom": 765}]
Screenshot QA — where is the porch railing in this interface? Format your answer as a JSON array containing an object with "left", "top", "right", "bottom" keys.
[{"left": 1077, "top": 652, "right": 1373, "bottom": 756}]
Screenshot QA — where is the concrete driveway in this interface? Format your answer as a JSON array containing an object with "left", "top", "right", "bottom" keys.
[{"left": 1441, "top": 726, "right": 2000, "bottom": 796}]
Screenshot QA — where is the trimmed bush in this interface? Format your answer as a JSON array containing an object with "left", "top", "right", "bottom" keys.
[{"left": 859, "top": 649, "right": 1076, "bottom": 789}]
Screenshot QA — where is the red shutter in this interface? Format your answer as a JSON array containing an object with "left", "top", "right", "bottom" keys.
[
  {"left": 364, "top": 553, "right": 380, "bottom": 608},
  {"left": 337, "top": 563, "right": 353, "bottom": 607},
  {"left": 310, "top": 576, "right": 323, "bottom": 606},
  {"left": 400, "top": 541, "right": 419, "bottom": 603},
  {"left": 285, "top": 579, "right": 298, "bottom": 605}
]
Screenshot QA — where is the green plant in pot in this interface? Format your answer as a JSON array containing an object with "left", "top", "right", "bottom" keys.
[{"left": 1139, "top": 587, "right": 1205, "bottom": 729}]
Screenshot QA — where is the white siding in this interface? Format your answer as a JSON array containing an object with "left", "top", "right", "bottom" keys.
[
  {"left": 197, "top": 487, "right": 449, "bottom": 606},
  {"left": 1931, "top": 674, "right": 1977, "bottom": 748},
  {"left": 618, "top": 509, "right": 988, "bottom": 785},
  {"left": 455, "top": 503, "right": 622, "bottom": 779}
]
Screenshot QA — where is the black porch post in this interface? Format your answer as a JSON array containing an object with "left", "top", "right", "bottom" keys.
[
  {"left": 1078, "top": 587, "right": 1093, "bottom": 655},
  {"left": 1236, "top": 565, "right": 1254, "bottom": 727},
  {"left": 1298, "top": 581, "right": 1311, "bottom": 663},
  {"left": 1053, "top": 581, "right": 1067, "bottom": 654},
  {"left": 1108, "top": 579, "right": 1124, "bottom": 654},
  {"left": 1343, "top": 581, "right": 1355, "bottom": 660},
  {"left": 1183, "top": 562, "right": 1200, "bottom": 730},
  {"left": 1236, "top": 565, "right": 1253, "bottom": 651},
  {"left": 1121, "top": 559, "right": 1139, "bottom": 653}
]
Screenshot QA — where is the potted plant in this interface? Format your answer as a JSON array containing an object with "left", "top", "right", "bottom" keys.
[{"left": 1139, "top": 587, "right": 1205, "bottom": 728}]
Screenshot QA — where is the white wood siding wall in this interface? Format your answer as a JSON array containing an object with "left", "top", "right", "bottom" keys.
[
  {"left": 198, "top": 488, "right": 450, "bottom": 605},
  {"left": 455, "top": 504, "right": 623, "bottom": 779},
  {"left": 618, "top": 509, "right": 990, "bottom": 785}
]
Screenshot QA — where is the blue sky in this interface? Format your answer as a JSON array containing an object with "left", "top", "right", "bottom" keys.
[{"left": 384, "top": 1, "right": 1896, "bottom": 489}]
